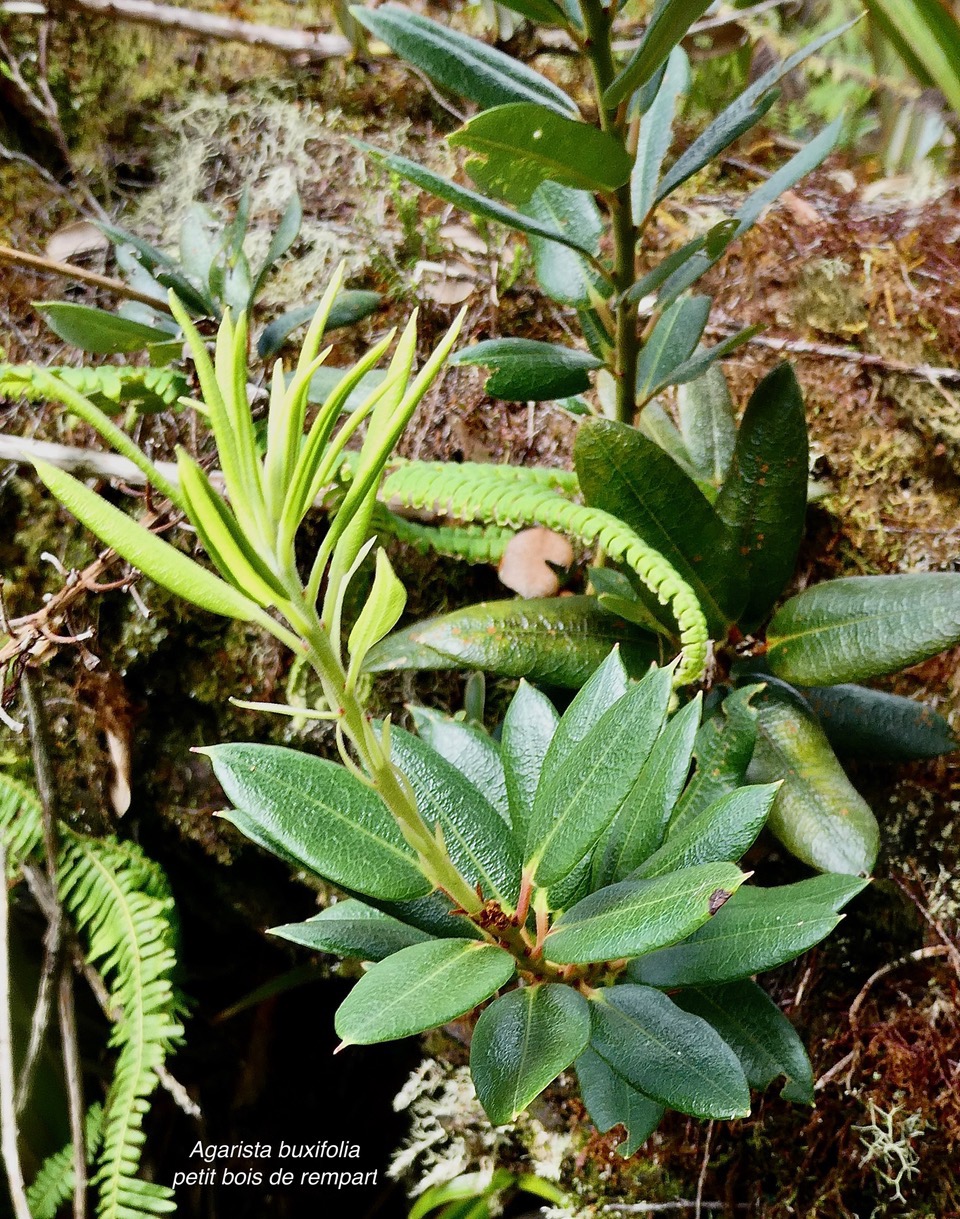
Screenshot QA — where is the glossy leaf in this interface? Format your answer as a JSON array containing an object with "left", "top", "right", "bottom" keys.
[
  {"left": 545, "top": 862, "right": 745, "bottom": 964},
  {"left": 409, "top": 706, "right": 510, "bottom": 824},
  {"left": 634, "top": 783, "right": 779, "bottom": 879},
  {"left": 575, "top": 1048, "right": 664, "bottom": 1156},
  {"left": 270, "top": 899, "right": 432, "bottom": 961},
  {"left": 594, "top": 691, "right": 699, "bottom": 886},
  {"left": 471, "top": 984, "right": 590, "bottom": 1124},
  {"left": 350, "top": 5, "right": 577, "bottom": 114},
  {"left": 364, "top": 596, "right": 659, "bottom": 688},
  {"left": 632, "top": 46, "right": 689, "bottom": 224},
  {"left": 500, "top": 681, "right": 559, "bottom": 845},
  {"left": 674, "top": 981, "right": 814, "bottom": 1104},
  {"left": 715, "top": 364, "right": 808, "bottom": 628},
  {"left": 589, "top": 985, "right": 751, "bottom": 1119},
  {"left": 258, "top": 290, "right": 383, "bottom": 359},
  {"left": 544, "top": 647, "right": 630, "bottom": 770},
  {"left": 357, "top": 144, "right": 600, "bottom": 258},
  {"left": 629, "top": 874, "right": 869, "bottom": 987},
  {"left": 36, "top": 303, "right": 172, "bottom": 354},
  {"left": 451, "top": 103, "right": 632, "bottom": 202},
  {"left": 378, "top": 891, "right": 483, "bottom": 941},
  {"left": 748, "top": 686, "right": 879, "bottom": 876},
  {"left": 677, "top": 364, "right": 736, "bottom": 497},
  {"left": 668, "top": 685, "right": 760, "bottom": 833},
  {"left": 575, "top": 420, "right": 743, "bottom": 634},
  {"left": 204, "top": 743, "right": 430, "bottom": 901},
  {"left": 32, "top": 461, "right": 268, "bottom": 625},
  {"left": 335, "top": 939, "right": 516, "bottom": 1044},
  {"left": 525, "top": 183, "right": 603, "bottom": 307},
  {"left": 766, "top": 573, "right": 960, "bottom": 686},
  {"left": 604, "top": 0, "right": 713, "bottom": 109},
  {"left": 800, "top": 683, "right": 957, "bottom": 760},
  {"left": 389, "top": 727, "right": 522, "bottom": 907},
  {"left": 634, "top": 296, "right": 711, "bottom": 404},
  {"left": 450, "top": 338, "right": 603, "bottom": 401},
  {"left": 527, "top": 670, "right": 678, "bottom": 887}
]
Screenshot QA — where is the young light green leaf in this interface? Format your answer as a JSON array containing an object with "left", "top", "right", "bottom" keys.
[
  {"left": 471, "top": 984, "right": 590, "bottom": 1124},
  {"left": 350, "top": 5, "right": 577, "bottom": 114},
  {"left": 544, "top": 862, "right": 745, "bottom": 964},
  {"left": 747, "top": 685, "right": 879, "bottom": 876},
  {"left": 270, "top": 899, "right": 433, "bottom": 962},
  {"left": 450, "top": 103, "right": 632, "bottom": 203},
  {"left": 628, "top": 874, "right": 869, "bottom": 987},
  {"left": 33, "top": 460, "right": 270, "bottom": 625},
  {"left": 589, "top": 985, "right": 751, "bottom": 1119},
  {"left": 335, "top": 939, "right": 516, "bottom": 1044},
  {"left": 674, "top": 981, "right": 814, "bottom": 1104},
  {"left": 668, "top": 685, "right": 760, "bottom": 833},
  {"left": 450, "top": 338, "right": 603, "bottom": 401},
  {"left": 501, "top": 681, "right": 559, "bottom": 845},
  {"left": 767, "top": 573, "right": 960, "bottom": 686},
  {"left": 525, "top": 183, "right": 603, "bottom": 307},
  {"left": 594, "top": 690, "right": 699, "bottom": 886},
  {"left": 389, "top": 726, "right": 522, "bottom": 908},
  {"left": 635, "top": 296, "right": 711, "bottom": 405},
  {"left": 632, "top": 46, "right": 689, "bottom": 225},
  {"left": 409, "top": 707, "right": 510, "bottom": 825},
  {"left": 576, "top": 1048, "right": 664, "bottom": 1156},
  {"left": 203, "top": 743, "right": 430, "bottom": 901},
  {"left": 633, "top": 783, "right": 779, "bottom": 879},
  {"left": 604, "top": 0, "right": 713, "bottom": 110},
  {"left": 347, "top": 548, "right": 407, "bottom": 677},
  {"left": 527, "top": 672, "right": 679, "bottom": 887},
  {"left": 36, "top": 302, "right": 173, "bottom": 354},
  {"left": 799, "top": 683, "right": 957, "bottom": 761},
  {"left": 715, "top": 364, "right": 808, "bottom": 628},
  {"left": 677, "top": 363, "right": 736, "bottom": 497},
  {"left": 364, "top": 596, "right": 659, "bottom": 689}
]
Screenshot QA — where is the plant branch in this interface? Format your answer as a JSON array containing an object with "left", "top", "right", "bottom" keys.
[
  {"left": 0, "top": 244, "right": 173, "bottom": 313},
  {"left": 0, "top": 844, "right": 33, "bottom": 1219}
]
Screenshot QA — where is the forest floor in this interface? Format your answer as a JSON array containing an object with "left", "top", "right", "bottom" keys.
[{"left": 1, "top": 6, "right": 960, "bottom": 1217}]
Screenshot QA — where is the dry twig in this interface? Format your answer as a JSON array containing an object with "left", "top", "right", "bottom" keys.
[{"left": 0, "top": 244, "right": 173, "bottom": 313}]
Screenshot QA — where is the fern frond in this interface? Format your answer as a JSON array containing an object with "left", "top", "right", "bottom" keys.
[
  {"left": 373, "top": 505, "right": 514, "bottom": 563},
  {"left": 380, "top": 462, "right": 709, "bottom": 685},
  {"left": 336, "top": 452, "right": 580, "bottom": 499},
  {"left": 0, "top": 773, "right": 44, "bottom": 873},
  {"left": 0, "top": 365, "right": 188, "bottom": 414},
  {"left": 27, "top": 1103, "right": 105, "bottom": 1219},
  {"left": 58, "top": 833, "right": 182, "bottom": 1219}
]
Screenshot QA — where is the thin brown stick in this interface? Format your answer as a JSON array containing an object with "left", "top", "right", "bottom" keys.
[
  {"left": 0, "top": 844, "right": 33, "bottom": 1219},
  {"left": 0, "top": 244, "right": 172, "bottom": 312},
  {"left": 694, "top": 1122, "right": 713, "bottom": 1219},
  {"left": 57, "top": 971, "right": 87, "bottom": 1219},
  {"left": 849, "top": 945, "right": 951, "bottom": 1030},
  {"left": 54, "top": 0, "right": 351, "bottom": 59}
]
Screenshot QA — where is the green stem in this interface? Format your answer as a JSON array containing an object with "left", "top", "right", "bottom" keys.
[{"left": 580, "top": 0, "right": 640, "bottom": 425}]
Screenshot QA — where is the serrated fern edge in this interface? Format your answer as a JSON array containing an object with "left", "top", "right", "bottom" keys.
[{"left": 26, "top": 1103, "right": 105, "bottom": 1219}]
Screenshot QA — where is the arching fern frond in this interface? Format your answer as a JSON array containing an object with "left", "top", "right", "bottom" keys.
[
  {"left": 58, "top": 832, "right": 183, "bottom": 1219},
  {"left": 26, "top": 1103, "right": 105, "bottom": 1219},
  {"left": 0, "top": 365, "right": 189, "bottom": 415},
  {"left": 373, "top": 505, "right": 515, "bottom": 564},
  {"left": 380, "top": 462, "right": 709, "bottom": 685}
]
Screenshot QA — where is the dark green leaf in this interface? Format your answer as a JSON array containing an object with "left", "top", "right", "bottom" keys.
[
  {"left": 677, "top": 363, "right": 736, "bottom": 497},
  {"left": 635, "top": 296, "right": 711, "bottom": 404},
  {"left": 203, "top": 743, "right": 429, "bottom": 901},
  {"left": 545, "top": 862, "right": 745, "bottom": 964},
  {"left": 767, "top": 573, "right": 960, "bottom": 686},
  {"left": 604, "top": 0, "right": 714, "bottom": 109},
  {"left": 409, "top": 706, "right": 510, "bottom": 824},
  {"left": 800, "top": 683, "right": 957, "bottom": 760},
  {"left": 634, "top": 783, "right": 778, "bottom": 878},
  {"left": 527, "top": 669, "right": 678, "bottom": 887},
  {"left": 364, "top": 596, "right": 659, "bottom": 688},
  {"left": 594, "top": 691, "right": 699, "bottom": 886},
  {"left": 471, "top": 984, "right": 590, "bottom": 1124},
  {"left": 575, "top": 419, "right": 743, "bottom": 634},
  {"left": 271, "top": 899, "right": 432, "bottom": 961},
  {"left": 589, "top": 985, "right": 751, "bottom": 1118},
  {"left": 36, "top": 303, "right": 173, "bottom": 355},
  {"left": 335, "top": 939, "right": 516, "bottom": 1044},
  {"left": 378, "top": 891, "right": 483, "bottom": 940},
  {"left": 450, "top": 338, "right": 603, "bottom": 401},
  {"left": 674, "top": 981, "right": 814, "bottom": 1104},
  {"left": 576, "top": 1048, "right": 664, "bottom": 1155},
  {"left": 632, "top": 46, "right": 689, "bottom": 224},
  {"left": 544, "top": 647, "right": 630, "bottom": 770},
  {"left": 715, "top": 363, "right": 808, "bottom": 628},
  {"left": 628, "top": 874, "right": 869, "bottom": 987},
  {"left": 257, "top": 290, "right": 383, "bottom": 359},
  {"left": 655, "top": 326, "right": 759, "bottom": 399},
  {"left": 451, "top": 103, "right": 633, "bottom": 202},
  {"left": 252, "top": 190, "right": 302, "bottom": 300},
  {"left": 495, "top": 0, "right": 569, "bottom": 24},
  {"left": 350, "top": 4, "right": 577, "bottom": 114},
  {"left": 500, "top": 681, "right": 559, "bottom": 847},
  {"left": 525, "top": 183, "right": 602, "bottom": 307},
  {"left": 390, "top": 727, "right": 522, "bottom": 908},
  {"left": 747, "top": 685, "right": 879, "bottom": 876}
]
